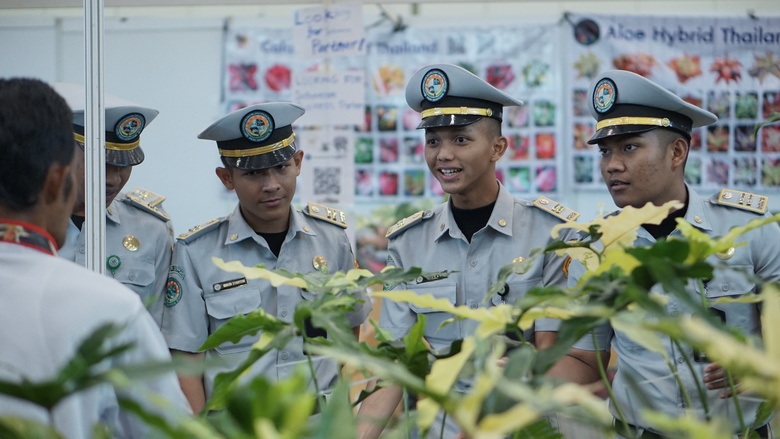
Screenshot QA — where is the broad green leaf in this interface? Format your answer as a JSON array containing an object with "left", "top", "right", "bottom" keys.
[
  {"left": 214, "top": 258, "right": 308, "bottom": 288},
  {"left": 199, "top": 308, "right": 286, "bottom": 351},
  {"left": 642, "top": 411, "right": 732, "bottom": 439},
  {"left": 417, "top": 338, "right": 477, "bottom": 430},
  {"left": 371, "top": 291, "right": 512, "bottom": 339},
  {"left": 761, "top": 284, "right": 780, "bottom": 403},
  {"left": 0, "top": 417, "right": 65, "bottom": 439},
  {"left": 552, "top": 200, "right": 682, "bottom": 251}
]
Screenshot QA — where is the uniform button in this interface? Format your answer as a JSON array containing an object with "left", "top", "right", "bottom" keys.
[
  {"left": 722, "top": 284, "right": 730, "bottom": 292},
  {"left": 280, "top": 352, "right": 289, "bottom": 360},
  {"left": 470, "top": 259, "right": 477, "bottom": 267},
  {"left": 128, "top": 273, "right": 136, "bottom": 281},
  {"left": 694, "top": 216, "right": 702, "bottom": 224},
  {"left": 281, "top": 310, "right": 288, "bottom": 317},
  {"left": 469, "top": 303, "right": 478, "bottom": 309},
  {"left": 79, "top": 247, "right": 85, "bottom": 254},
  {"left": 230, "top": 234, "right": 238, "bottom": 241},
  {"left": 303, "top": 226, "right": 311, "bottom": 233}
]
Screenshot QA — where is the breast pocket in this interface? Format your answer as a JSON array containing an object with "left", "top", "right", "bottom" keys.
[
  {"left": 204, "top": 285, "right": 262, "bottom": 355},
  {"left": 490, "top": 276, "right": 543, "bottom": 306},
  {"left": 116, "top": 258, "right": 155, "bottom": 289},
  {"left": 408, "top": 281, "right": 460, "bottom": 345},
  {"left": 705, "top": 266, "right": 758, "bottom": 331}
]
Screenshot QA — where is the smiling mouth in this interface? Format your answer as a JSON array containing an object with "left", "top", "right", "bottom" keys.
[{"left": 440, "top": 168, "right": 462, "bottom": 177}]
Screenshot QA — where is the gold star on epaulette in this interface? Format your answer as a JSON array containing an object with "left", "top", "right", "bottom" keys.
[
  {"left": 385, "top": 211, "right": 424, "bottom": 239},
  {"left": 304, "top": 202, "right": 348, "bottom": 228},
  {"left": 176, "top": 218, "right": 223, "bottom": 243},
  {"left": 533, "top": 196, "right": 580, "bottom": 222},
  {"left": 124, "top": 188, "right": 170, "bottom": 221},
  {"left": 716, "top": 189, "right": 768, "bottom": 214}
]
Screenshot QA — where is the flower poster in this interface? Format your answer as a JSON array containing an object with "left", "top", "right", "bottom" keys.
[
  {"left": 567, "top": 14, "right": 780, "bottom": 191},
  {"left": 223, "top": 21, "right": 563, "bottom": 204}
]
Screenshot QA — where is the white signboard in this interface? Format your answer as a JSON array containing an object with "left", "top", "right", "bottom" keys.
[
  {"left": 293, "top": 70, "right": 365, "bottom": 126},
  {"left": 293, "top": 2, "right": 366, "bottom": 59}
]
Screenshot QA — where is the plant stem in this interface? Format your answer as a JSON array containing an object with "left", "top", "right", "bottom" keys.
[
  {"left": 592, "top": 332, "right": 629, "bottom": 436},
  {"left": 403, "top": 388, "right": 411, "bottom": 439},
  {"left": 302, "top": 335, "right": 326, "bottom": 410},
  {"left": 671, "top": 339, "right": 708, "bottom": 419},
  {"left": 725, "top": 370, "right": 746, "bottom": 433}
]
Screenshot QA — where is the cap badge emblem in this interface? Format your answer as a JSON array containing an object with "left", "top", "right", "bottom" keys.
[
  {"left": 593, "top": 78, "right": 617, "bottom": 114},
  {"left": 115, "top": 113, "right": 145, "bottom": 141},
  {"left": 422, "top": 69, "right": 448, "bottom": 102},
  {"left": 241, "top": 110, "right": 274, "bottom": 142}
]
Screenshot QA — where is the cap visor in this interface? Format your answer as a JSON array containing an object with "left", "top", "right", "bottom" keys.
[
  {"left": 106, "top": 147, "right": 144, "bottom": 167},
  {"left": 587, "top": 125, "right": 659, "bottom": 145},
  {"left": 416, "top": 114, "right": 484, "bottom": 129},
  {"left": 224, "top": 145, "right": 296, "bottom": 170}
]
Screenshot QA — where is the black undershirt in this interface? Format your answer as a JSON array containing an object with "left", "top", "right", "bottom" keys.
[
  {"left": 641, "top": 201, "right": 688, "bottom": 240},
  {"left": 71, "top": 215, "right": 85, "bottom": 231},
  {"left": 257, "top": 230, "right": 287, "bottom": 257},
  {"left": 451, "top": 201, "right": 496, "bottom": 242}
]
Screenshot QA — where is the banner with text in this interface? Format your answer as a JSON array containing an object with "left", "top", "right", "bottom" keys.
[{"left": 566, "top": 14, "right": 780, "bottom": 192}]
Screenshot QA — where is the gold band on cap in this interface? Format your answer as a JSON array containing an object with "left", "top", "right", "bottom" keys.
[
  {"left": 219, "top": 133, "right": 296, "bottom": 158},
  {"left": 596, "top": 116, "right": 671, "bottom": 131},
  {"left": 73, "top": 132, "right": 140, "bottom": 151},
  {"left": 421, "top": 107, "right": 494, "bottom": 119}
]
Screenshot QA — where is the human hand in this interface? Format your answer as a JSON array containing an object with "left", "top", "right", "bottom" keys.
[{"left": 703, "top": 362, "right": 741, "bottom": 398}]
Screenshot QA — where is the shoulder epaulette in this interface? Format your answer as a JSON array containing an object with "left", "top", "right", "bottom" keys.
[
  {"left": 715, "top": 189, "right": 768, "bottom": 214},
  {"left": 176, "top": 218, "right": 224, "bottom": 243},
  {"left": 123, "top": 187, "right": 170, "bottom": 221},
  {"left": 533, "top": 196, "right": 580, "bottom": 222},
  {"left": 303, "top": 202, "right": 347, "bottom": 228},
  {"left": 385, "top": 210, "right": 426, "bottom": 239}
]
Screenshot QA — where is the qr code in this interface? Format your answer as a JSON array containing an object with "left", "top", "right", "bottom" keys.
[{"left": 314, "top": 167, "right": 341, "bottom": 195}]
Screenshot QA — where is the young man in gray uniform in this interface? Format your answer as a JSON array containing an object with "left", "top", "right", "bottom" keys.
[
  {"left": 54, "top": 83, "right": 173, "bottom": 324},
  {"left": 359, "top": 64, "right": 578, "bottom": 439},
  {"left": 160, "top": 102, "right": 371, "bottom": 414},
  {"left": 555, "top": 70, "right": 778, "bottom": 438},
  {"left": 0, "top": 78, "right": 189, "bottom": 438}
]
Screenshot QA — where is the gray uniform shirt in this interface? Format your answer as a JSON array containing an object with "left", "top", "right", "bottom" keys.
[
  {"left": 160, "top": 204, "right": 371, "bottom": 400},
  {"left": 380, "top": 183, "right": 572, "bottom": 351},
  {"left": 59, "top": 191, "right": 173, "bottom": 324},
  {"left": 571, "top": 187, "right": 780, "bottom": 431}
]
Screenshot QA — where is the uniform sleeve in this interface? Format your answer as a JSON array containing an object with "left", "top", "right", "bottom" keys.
[
  {"left": 378, "top": 241, "right": 418, "bottom": 340},
  {"left": 567, "top": 257, "right": 613, "bottom": 351},
  {"left": 534, "top": 225, "right": 575, "bottom": 333},
  {"left": 338, "top": 230, "right": 372, "bottom": 327},
  {"left": 146, "top": 221, "right": 174, "bottom": 326},
  {"left": 160, "top": 241, "right": 209, "bottom": 352}
]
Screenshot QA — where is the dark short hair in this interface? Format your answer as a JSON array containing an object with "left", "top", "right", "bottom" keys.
[{"left": 0, "top": 78, "right": 74, "bottom": 210}]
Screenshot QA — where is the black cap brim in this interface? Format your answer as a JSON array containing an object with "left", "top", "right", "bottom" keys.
[
  {"left": 417, "top": 114, "right": 484, "bottom": 129},
  {"left": 106, "top": 147, "right": 145, "bottom": 167},
  {"left": 223, "top": 144, "right": 296, "bottom": 170}
]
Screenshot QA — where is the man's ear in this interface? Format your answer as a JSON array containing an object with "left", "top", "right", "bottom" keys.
[
  {"left": 491, "top": 135, "right": 508, "bottom": 163},
  {"left": 42, "top": 163, "right": 71, "bottom": 205},
  {"left": 215, "top": 167, "right": 235, "bottom": 190},
  {"left": 292, "top": 150, "right": 304, "bottom": 177},
  {"left": 670, "top": 136, "right": 689, "bottom": 171}
]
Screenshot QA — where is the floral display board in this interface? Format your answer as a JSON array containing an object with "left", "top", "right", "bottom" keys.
[
  {"left": 223, "top": 22, "right": 563, "bottom": 204},
  {"left": 567, "top": 14, "right": 780, "bottom": 191}
]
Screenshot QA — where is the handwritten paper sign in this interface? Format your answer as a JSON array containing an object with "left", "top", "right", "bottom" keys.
[
  {"left": 293, "top": 70, "right": 365, "bottom": 126},
  {"left": 293, "top": 2, "right": 366, "bottom": 59}
]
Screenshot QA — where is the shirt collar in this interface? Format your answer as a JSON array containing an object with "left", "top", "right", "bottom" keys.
[
  {"left": 106, "top": 197, "right": 121, "bottom": 225},
  {"left": 436, "top": 182, "right": 514, "bottom": 241},
  {"left": 224, "top": 204, "right": 313, "bottom": 246},
  {"left": 0, "top": 219, "right": 58, "bottom": 255}
]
